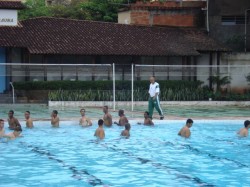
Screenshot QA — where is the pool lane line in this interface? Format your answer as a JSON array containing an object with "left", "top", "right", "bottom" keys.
[
  {"left": 20, "top": 142, "right": 109, "bottom": 187},
  {"left": 94, "top": 141, "right": 215, "bottom": 187},
  {"left": 150, "top": 137, "right": 249, "bottom": 169}
]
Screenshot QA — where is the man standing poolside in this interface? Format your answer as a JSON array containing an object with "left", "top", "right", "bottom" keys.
[
  {"left": 237, "top": 120, "right": 250, "bottom": 137},
  {"left": 8, "top": 110, "right": 21, "bottom": 130},
  {"left": 79, "top": 108, "right": 92, "bottom": 127},
  {"left": 51, "top": 110, "right": 59, "bottom": 127},
  {"left": 148, "top": 76, "right": 164, "bottom": 120},
  {"left": 178, "top": 119, "right": 193, "bottom": 138},
  {"left": 103, "top": 106, "right": 112, "bottom": 127},
  {"left": 25, "top": 111, "right": 34, "bottom": 128}
]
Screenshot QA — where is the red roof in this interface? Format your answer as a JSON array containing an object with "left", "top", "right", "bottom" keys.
[
  {"left": 0, "top": 17, "right": 230, "bottom": 56},
  {"left": 0, "top": 1, "right": 25, "bottom": 10}
]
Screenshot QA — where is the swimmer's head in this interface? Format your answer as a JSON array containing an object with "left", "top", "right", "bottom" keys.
[
  {"left": 103, "top": 106, "right": 108, "bottom": 113},
  {"left": 186, "top": 119, "right": 193, "bottom": 128},
  {"left": 0, "top": 119, "right": 4, "bottom": 128},
  {"left": 125, "top": 123, "right": 131, "bottom": 131},
  {"left": 150, "top": 76, "right": 156, "bottom": 84},
  {"left": 98, "top": 119, "right": 104, "bottom": 126},
  {"left": 25, "top": 111, "right": 30, "bottom": 119},
  {"left": 52, "top": 110, "right": 58, "bottom": 117},
  {"left": 118, "top": 109, "right": 124, "bottom": 116},
  {"left": 144, "top": 111, "right": 149, "bottom": 118},
  {"left": 80, "top": 108, "right": 85, "bottom": 116},
  {"left": 8, "top": 110, "right": 14, "bottom": 117},
  {"left": 244, "top": 120, "right": 250, "bottom": 128}
]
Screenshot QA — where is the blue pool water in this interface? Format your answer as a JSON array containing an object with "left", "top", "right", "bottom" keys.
[{"left": 0, "top": 120, "right": 250, "bottom": 187}]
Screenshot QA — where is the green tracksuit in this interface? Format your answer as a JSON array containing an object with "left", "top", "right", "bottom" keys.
[{"left": 148, "top": 96, "right": 163, "bottom": 119}]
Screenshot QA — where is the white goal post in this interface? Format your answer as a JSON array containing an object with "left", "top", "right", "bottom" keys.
[{"left": 0, "top": 63, "right": 116, "bottom": 110}]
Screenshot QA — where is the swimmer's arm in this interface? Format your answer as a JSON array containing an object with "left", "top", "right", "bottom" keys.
[
  {"left": 114, "top": 120, "right": 121, "bottom": 126},
  {"left": 15, "top": 118, "right": 21, "bottom": 126},
  {"left": 149, "top": 119, "right": 154, "bottom": 125},
  {"left": 178, "top": 129, "right": 181, "bottom": 136},
  {"left": 51, "top": 117, "right": 59, "bottom": 124},
  {"left": 87, "top": 118, "right": 92, "bottom": 126},
  {"left": 184, "top": 129, "right": 191, "bottom": 138}
]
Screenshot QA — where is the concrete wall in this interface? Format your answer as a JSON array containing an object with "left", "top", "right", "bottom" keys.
[
  {"left": 221, "top": 52, "right": 250, "bottom": 93},
  {"left": 118, "top": 11, "right": 131, "bottom": 25}
]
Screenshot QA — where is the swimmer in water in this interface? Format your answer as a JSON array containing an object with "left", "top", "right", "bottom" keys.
[
  {"left": 94, "top": 119, "right": 105, "bottom": 139},
  {"left": 3, "top": 125, "right": 22, "bottom": 140},
  {"left": 79, "top": 108, "right": 92, "bottom": 127},
  {"left": 103, "top": 106, "right": 112, "bottom": 127},
  {"left": 178, "top": 119, "right": 193, "bottom": 138},
  {"left": 121, "top": 123, "right": 131, "bottom": 137},
  {"left": 0, "top": 119, "right": 5, "bottom": 137},
  {"left": 114, "top": 109, "right": 128, "bottom": 126},
  {"left": 25, "top": 111, "right": 34, "bottom": 128},
  {"left": 7, "top": 110, "right": 21, "bottom": 130},
  {"left": 51, "top": 110, "right": 59, "bottom": 127},
  {"left": 137, "top": 111, "right": 154, "bottom": 126},
  {"left": 237, "top": 120, "right": 250, "bottom": 137}
]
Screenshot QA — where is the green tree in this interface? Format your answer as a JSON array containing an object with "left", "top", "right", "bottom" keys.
[
  {"left": 208, "top": 75, "right": 231, "bottom": 93},
  {"left": 19, "top": 0, "right": 52, "bottom": 20},
  {"left": 19, "top": 0, "right": 130, "bottom": 21}
]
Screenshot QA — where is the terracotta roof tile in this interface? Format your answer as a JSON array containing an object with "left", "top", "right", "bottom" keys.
[
  {"left": 0, "top": 17, "right": 230, "bottom": 56},
  {"left": 0, "top": 1, "right": 25, "bottom": 10}
]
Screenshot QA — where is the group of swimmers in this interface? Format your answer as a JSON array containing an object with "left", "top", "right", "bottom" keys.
[{"left": 0, "top": 106, "right": 250, "bottom": 141}]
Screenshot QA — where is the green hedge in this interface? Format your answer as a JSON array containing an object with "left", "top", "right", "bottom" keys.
[{"left": 13, "top": 80, "right": 203, "bottom": 90}]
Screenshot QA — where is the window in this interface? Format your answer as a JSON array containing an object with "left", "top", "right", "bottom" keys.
[{"left": 221, "top": 15, "right": 248, "bottom": 25}]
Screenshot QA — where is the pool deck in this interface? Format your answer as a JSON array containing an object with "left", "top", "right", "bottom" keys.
[{"left": 0, "top": 103, "right": 248, "bottom": 122}]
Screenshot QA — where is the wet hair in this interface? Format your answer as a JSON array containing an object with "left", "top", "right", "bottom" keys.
[
  {"left": 119, "top": 109, "right": 124, "bottom": 115},
  {"left": 52, "top": 110, "right": 58, "bottom": 115},
  {"left": 244, "top": 120, "right": 250, "bottom": 128},
  {"left": 0, "top": 119, "right": 4, "bottom": 122},
  {"left": 144, "top": 111, "right": 149, "bottom": 115},
  {"left": 104, "top": 106, "right": 108, "bottom": 109},
  {"left": 80, "top": 108, "right": 85, "bottom": 112},
  {"left": 14, "top": 125, "right": 22, "bottom": 132},
  {"left": 186, "top": 119, "right": 193, "bottom": 124},
  {"left": 125, "top": 123, "right": 131, "bottom": 130},
  {"left": 9, "top": 110, "right": 14, "bottom": 114},
  {"left": 25, "top": 111, "right": 30, "bottom": 114},
  {"left": 98, "top": 119, "right": 104, "bottom": 126}
]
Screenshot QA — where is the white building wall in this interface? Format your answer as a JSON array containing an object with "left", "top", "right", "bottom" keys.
[
  {"left": 221, "top": 52, "right": 250, "bottom": 92},
  {"left": 118, "top": 11, "right": 131, "bottom": 25}
]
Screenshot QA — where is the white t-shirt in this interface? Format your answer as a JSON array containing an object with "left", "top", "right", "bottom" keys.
[{"left": 149, "top": 82, "right": 160, "bottom": 97}]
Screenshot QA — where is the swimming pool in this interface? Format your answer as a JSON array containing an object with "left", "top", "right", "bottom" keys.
[{"left": 1, "top": 120, "right": 249, "bottom": 187}]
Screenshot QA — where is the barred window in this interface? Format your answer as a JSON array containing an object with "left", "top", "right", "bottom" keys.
[{"left": 221, "top": 15, "right": 247, "bottom": 25}]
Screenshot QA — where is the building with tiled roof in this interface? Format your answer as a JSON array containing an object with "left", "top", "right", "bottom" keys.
[
  {"left": 0, "top": 0, "right": 238, "bottom": 94},
  {"left": 0, "top": 16, "right": 230, "bottom": 92}
]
